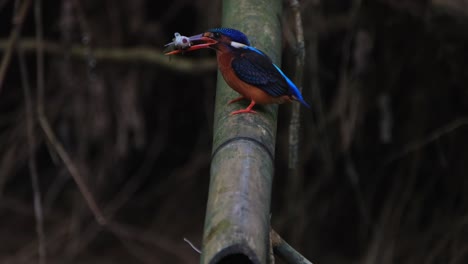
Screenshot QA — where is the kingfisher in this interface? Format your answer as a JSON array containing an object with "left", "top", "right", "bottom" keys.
[{"left": 165, "top": 28, "right": 310, "bottom": 115}]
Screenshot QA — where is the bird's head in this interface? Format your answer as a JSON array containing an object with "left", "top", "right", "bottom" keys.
[{"left": 165, "top": 28, "right": 251, "bottom": 55}]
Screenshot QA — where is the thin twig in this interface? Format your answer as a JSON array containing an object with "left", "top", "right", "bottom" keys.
[
  {"left": 37, "top": 104, "right": 107, "bottom": 225},
  {"left": 0, "top": 0, "right": 32, "bottom": 94},
  {"left": 108, "top": 222, "right": 191, "bottom": 263},
  {"left": 35, "top": 0, "right": 44, "bottom": 112},
  {"left": 386, "top": 117, "right": 468, "bottom": 164},
  {"left": 328, "top": 0, "right": 363, "bottom": 132},
  {"left": 271, "top": 229, "right": 313, "bottom": 264},
  {"left": 34, "top": 0, "right": 106, "bottom": 226},
  {"left": 0, "top": 38, "right": 217, "bottom": 74},
  {"left": 19, "top": 4, "right": 46, "bottom": 263},
  {"left": 286, "top": 0, "right": 307, "bottom": 245},
  {"left": 306, "top": 1, "right": 335, "bottom": 177},
  {"left": 288, "top": 0, "right": 306, "bottom": 171},
  {"left": 183, "top": 237, "right": 201, "bottom": 254}
]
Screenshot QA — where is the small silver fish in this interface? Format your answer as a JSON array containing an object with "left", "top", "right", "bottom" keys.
[{"left": 164, "top": 32, "right": 191, "bottom": 53}]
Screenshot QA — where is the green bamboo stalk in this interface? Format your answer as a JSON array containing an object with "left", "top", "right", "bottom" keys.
[{"left": 201, "top": 0, "right": 282, "bottom": 263}]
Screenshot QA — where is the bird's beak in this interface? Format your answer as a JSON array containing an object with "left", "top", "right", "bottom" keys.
[{"left": 164, "top": 33, "right": 218, "bottom": 55}]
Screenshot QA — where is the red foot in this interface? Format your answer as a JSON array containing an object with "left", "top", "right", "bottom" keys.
[
  {"left": 229, "top": 100, "right": 256, "bottom": 115},
  {"left": 227, "top": 96, "right": 246, "bottom": 105},
  {"left": 230, "top": 109, "right": 257, "bottom": 115}
]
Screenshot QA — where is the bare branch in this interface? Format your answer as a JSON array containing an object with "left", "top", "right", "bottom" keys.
[
  {"left": 19, "top": 1, "right": 46, "bottom": 261},
  {"left": 271, "top": 229, "right": 313, "bottom": 264},
  {"left": 35, "top": 0, "right": 106, "bottom": 226},
  {"left": 0, "top": 0, "right": 31, "bottom": 94},
  {"left": 0, "top": 38, "right": 217, "bottom": 74}
]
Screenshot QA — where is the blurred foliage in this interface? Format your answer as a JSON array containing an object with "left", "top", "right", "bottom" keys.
[{"left": 0, "top": 0, "right": 467, "bottom": 263}]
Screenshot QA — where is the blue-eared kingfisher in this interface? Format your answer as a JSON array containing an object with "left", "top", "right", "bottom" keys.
[{"left": 165, "top": 28, "right": 310, "bottom": 115}]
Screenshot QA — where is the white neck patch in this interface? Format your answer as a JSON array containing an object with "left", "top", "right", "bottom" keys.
[{"left": 230, "top": 41, "right": 247, "bottom": 49}]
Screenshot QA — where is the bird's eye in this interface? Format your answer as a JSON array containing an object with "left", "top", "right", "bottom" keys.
[{"left": 213, "top": 32, "right": 221, "bottom": 39}]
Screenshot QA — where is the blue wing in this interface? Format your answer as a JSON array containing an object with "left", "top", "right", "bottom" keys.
[{"left": 231, "top": 47, "right": 310, "bottom": 108}]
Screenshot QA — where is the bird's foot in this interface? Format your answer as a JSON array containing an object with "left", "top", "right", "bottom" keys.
[
  {"left": 229, "top": 100, "right": 256, "bottom": 115},
  {"left": 230, "top": 108, "right": 257, "bottom": 115}
]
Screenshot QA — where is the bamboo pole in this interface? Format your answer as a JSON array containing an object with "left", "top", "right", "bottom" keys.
[{"left": 201, "top": 0, "right": 282, "bottom": 263}]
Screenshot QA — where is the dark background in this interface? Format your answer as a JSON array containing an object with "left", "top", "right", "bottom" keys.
[{"left": 1, "top": 0, "right": 468, "bottom": 263}]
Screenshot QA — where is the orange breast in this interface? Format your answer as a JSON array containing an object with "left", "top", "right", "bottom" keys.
[{"left": 216, "top": 51, "right": 290, "bottom": 105}]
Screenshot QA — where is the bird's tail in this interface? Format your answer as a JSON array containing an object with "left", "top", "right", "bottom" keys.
[{"left": 292, "top": 95, "right": 311, "bottom": 108}]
